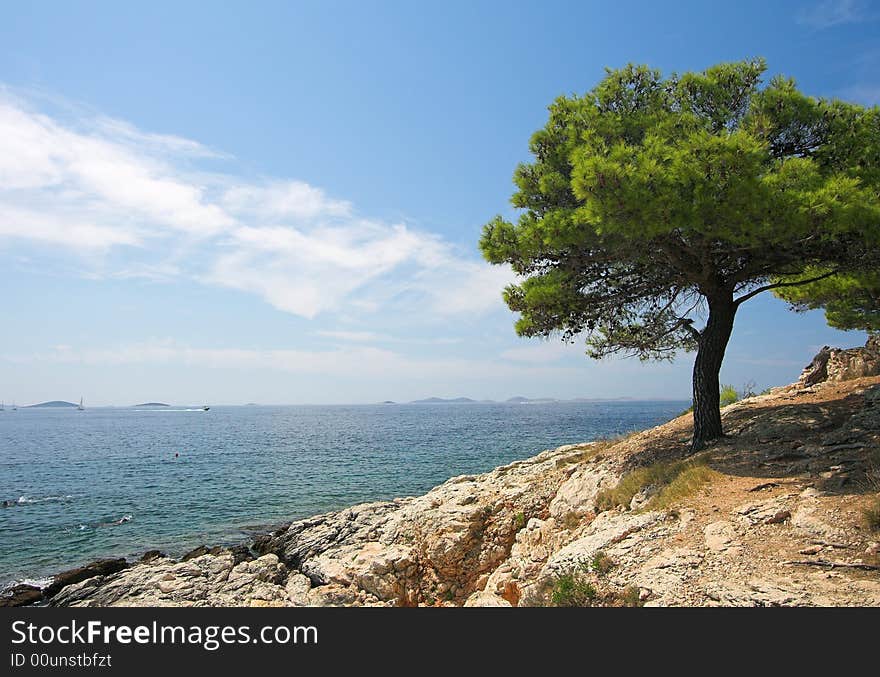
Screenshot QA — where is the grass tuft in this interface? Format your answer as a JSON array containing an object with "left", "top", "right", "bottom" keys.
[
  {"left": 863, "top": 494, "right": 880, "bottom": 534},
  {"left": 591, "top": 551, "right": 615, "bottom": 576},
  {"left": 555, "top": 434, "right": 635, "bottom": 469},
  {"left": 596, "top": 454, "right": 718, "bottom": 512},
  {"left": 649, "top": 464, "right": 719, "bottom": 509},
  {"left": 618, "top": 585, "right": 644, "bottom": 607},
  {"left": 561, "top": 511, "right": 583, "bottom": 530}
]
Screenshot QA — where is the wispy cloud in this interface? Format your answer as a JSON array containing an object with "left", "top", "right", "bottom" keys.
[
  {"left": 312, "top": 330, "right": 464, "bottom": 345},
  {"left": 500, "top": 341, "right": 583, "bottom": 364},
  {"left": 796, "top": 0, "right": 872, "bottom": 29},
  {"left": 0, "top": 87, "right": 512, "bottom": 321},
  {"left": 314, "top": 330, "right": 388, "bottom": 342},
  {"left": 9, "top": 340, "right": 576, "bottom": 383}
]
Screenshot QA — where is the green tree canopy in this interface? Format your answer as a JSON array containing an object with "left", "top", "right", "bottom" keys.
[
  {"left": 479, "top": 58, "right": 880, "bottom": 449},
  {"left": 774, "top": 269, "right": 880, "bottom": 331}
]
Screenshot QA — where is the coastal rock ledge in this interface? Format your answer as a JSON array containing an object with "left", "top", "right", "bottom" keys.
[{"left": 5, "top": 343, "right": 880, "bottom": 607}]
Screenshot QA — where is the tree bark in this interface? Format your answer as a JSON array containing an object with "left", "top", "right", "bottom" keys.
[{"left": 691, "top": 294, "right": 736, "bottom": 451}]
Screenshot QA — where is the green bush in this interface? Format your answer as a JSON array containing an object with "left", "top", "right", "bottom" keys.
[
  {"left": 719, "top": 384, "right": 739, "bottom": 407},
  {"left": 591, "top": 551, "right": 615, "bottom": 576},
  {"left": 677, "top": 382, "right": 742, "bottom": 417},
  {"left": 550, "top": 564, "right": 598, "bottom": 607}
]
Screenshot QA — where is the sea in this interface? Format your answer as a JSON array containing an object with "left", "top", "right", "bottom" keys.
[{"left": 0, "top": 400, "right": 687, "bottom": 587}]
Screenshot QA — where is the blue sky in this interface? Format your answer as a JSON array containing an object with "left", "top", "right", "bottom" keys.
[{"left": 0, "top": 0, "right": 876, "bottom": 405}]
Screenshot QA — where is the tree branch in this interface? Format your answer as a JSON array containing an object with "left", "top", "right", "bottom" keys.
[
  {"left": 733, "top": 270, "right": 838, "bottom": 307},
  {"left": 680, "top": 318, "right": 701, "bottom": 341}
]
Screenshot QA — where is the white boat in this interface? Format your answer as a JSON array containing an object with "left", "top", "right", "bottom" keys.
[
  {"left": 77, "top": 397, "right": 84, "bottom": 411},
  {"left": 202, "top": 404, "right": 210, "bottom": 411}
]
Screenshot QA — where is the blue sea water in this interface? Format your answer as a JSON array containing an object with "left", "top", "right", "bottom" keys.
[{"left": 0, "top": 401, "right": 686, "bottom": 586}]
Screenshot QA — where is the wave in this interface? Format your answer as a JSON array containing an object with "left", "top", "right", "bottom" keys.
[
  {"left": 70, "top": 515, "right": 134, "bottom": 531},
  {"left": 13, "top": 494, "right": 79, "bottom": 505},
  {"left": 11, "top": 576, "right": 53, "bottom": 589}
]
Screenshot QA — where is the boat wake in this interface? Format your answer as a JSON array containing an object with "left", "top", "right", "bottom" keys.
[
  {"left": 66, "top": 514, "right": 134, "bottom": 532},
  {"left": 9, "top": 494, "right": 79, "bottom": 506},
  {"left": 132, "top": 408, "right": 208, "bottom": 412}
]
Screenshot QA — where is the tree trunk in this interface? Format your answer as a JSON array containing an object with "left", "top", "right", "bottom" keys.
[{"left": 691, "top": 294, "right": 736, "bottom": 451}]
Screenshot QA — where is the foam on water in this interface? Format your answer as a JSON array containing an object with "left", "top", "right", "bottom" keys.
[{"left": 14, "top": 494, "right": 79, "bottom": 505}]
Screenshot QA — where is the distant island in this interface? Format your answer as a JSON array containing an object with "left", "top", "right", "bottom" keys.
[
  {"left": 24, "top": 401, "right": 77, "bottom": 408},
  {"left": 134, "top": 402, "right": 170, "bottom": 407},
  {"left": 409, "top": 397, "right": 477, "bottom": 404}
]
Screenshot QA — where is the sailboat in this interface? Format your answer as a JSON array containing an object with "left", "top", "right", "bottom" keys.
[
  {"left": 0, "top": 401, "right": 4, "bottom": 412},
  {"left": 11, "top": 401, "right": 17, "bottom": 411},
  {"left": 77, "top": 397, "right": 85, "bottom": 411}
]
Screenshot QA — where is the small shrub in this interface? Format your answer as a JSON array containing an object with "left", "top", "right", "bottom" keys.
[
  {"left": 719, "top": 384, "right": 739, "bottom": 407},
  {"left": 863, "top": 494, "right": 880, "bottom": 534},
  {"left": 866, "top": 449, "right": 880, "bottom": 490},
  {"left": 618, "top": 586, "right": 644, "bottom": 607},
  {"left": 594, "top": 431, "right": 633, "bottom": 445},
  {"left": 591, "top": 551, "right": 615, "bottom": 576},
  {"left": 512, "top": 511, "right": 526, "bottom": 529},
  {"left": 562, "top": 511, "right": 583, "bottom": 530},
  {"left": 550, "top": 565, "right": 598, "bottom": 607},
  {"left": 555, "top": 441, "right": 617, "bottom": 469}
]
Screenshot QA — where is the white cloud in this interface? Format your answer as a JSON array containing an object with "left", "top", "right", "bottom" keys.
[
  {"left": 311, "top": 330, "right": 465, "bottom": 345},
  {"left": 17, "top": 340, "right": 556, "bottom": 381},
  {"left": 4, "top": 339, "right": 693, "bottom": 404},
  {"left": 0, "top": 87, "right": 511, "bottom": 321},
  {"left": 92, "top": 115, "right": 227, "bottom": 160},
  {"left": 0, "top": 91, "right": 232, "bottom": 241},
  {"left": 0, "top": 203, "right": 141, "bottom": 250},
  {"left": 421, "top": 261, "right": 514, "bottom": 316},
  {"left": 501, "top": 341, "right": 583, "bottom": 364},
  {"left": 796, "top": 0, "right": 871, "bottom": 28},
  {"left": 314, "top": 330, "right": 388, "bottom": 342},
  {"left": 221, "top": 181, "right": 351, "bottom": 221}
]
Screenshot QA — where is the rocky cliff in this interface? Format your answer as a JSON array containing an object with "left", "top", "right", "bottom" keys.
[
  {"left": 5, "top": 343, "right": 880, "bottom": 608},
  {"left": 798, "top": 334, "right": 880, "bottom": 387}
]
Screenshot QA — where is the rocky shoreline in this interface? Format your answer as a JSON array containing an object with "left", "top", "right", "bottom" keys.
[{"left": 3, "top": 338, "right": 879, "bottom": 608}]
